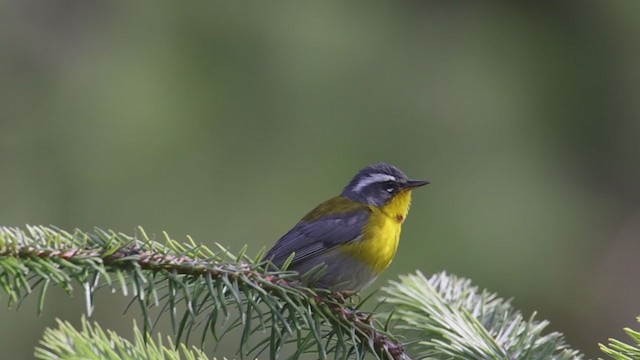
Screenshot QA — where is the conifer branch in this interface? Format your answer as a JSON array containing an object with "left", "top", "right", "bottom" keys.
[
  {"left": 0, "top": 226, "right": 593, "bottom": 359},
  {"left": 0, "top": 225, "right": 407, "bottom": 360},
  {"left": 35, "top": 317, "right": 212, "bottom": 360},
  {"left": 381, "top": 271, "right": 583, "bottom": 360},
  {"left": 599, "top": 316, "right": 640, "bottom": 360}
]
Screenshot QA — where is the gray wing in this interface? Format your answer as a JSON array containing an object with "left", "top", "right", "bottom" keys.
[{"left": 265, "top": 210, "right": 370, "bottom": 268}]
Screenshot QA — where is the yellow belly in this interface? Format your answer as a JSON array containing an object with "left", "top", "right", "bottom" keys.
[{"left": 340, "top": 191, "right": 412, "bottom": 273}]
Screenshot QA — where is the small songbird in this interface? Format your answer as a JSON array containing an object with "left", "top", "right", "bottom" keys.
[{"left": 265, "top": 163, "right": 429, "bottom": 291}]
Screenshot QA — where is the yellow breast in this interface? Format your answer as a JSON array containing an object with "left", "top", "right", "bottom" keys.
[{"left": 340, "top": 191, "right": 413, "bottom": 273}]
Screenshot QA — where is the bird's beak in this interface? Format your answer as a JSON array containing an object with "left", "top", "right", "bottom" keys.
[{"left": 402, "top": 179, "right": 430, "bottom": 190}]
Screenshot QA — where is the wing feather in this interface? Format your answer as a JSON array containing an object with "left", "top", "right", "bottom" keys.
[{"left": 265, "top": 204, "right": 370, "bottom": 268}]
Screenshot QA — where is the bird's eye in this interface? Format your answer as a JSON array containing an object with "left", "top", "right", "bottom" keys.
[{"left": 383, "top": 181, "right": 396, "bottom": 193}]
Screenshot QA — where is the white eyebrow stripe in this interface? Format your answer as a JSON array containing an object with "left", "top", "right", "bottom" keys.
[{"left": 352, "top": 173, "right": 396, "bottom": 192}]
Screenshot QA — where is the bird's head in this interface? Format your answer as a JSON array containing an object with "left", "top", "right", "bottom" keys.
[{"left": 341, "top": 163, "right": 429, "bottom": 206}]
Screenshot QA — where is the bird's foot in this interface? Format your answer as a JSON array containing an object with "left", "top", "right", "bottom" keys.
[{"left": 330, "top": 290, "right": 357, "bottom": 303}]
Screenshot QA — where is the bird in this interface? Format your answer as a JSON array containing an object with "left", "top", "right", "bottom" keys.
[{"left": 265, "top": 163, "right": 429, "bottom": 292}]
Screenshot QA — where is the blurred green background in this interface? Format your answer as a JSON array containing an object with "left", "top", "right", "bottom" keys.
[{"left": 2, "top": 1, "right": 640, "bottom": 358}]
